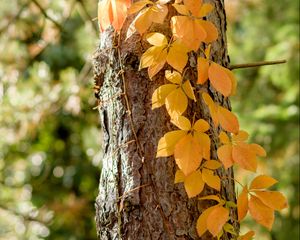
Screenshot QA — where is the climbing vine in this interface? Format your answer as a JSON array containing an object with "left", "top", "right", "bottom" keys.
[{"left": 97, "top": 0, "right": 288, "bottom": 239}]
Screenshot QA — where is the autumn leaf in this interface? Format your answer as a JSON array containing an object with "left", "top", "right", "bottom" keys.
[
  {"left": 249, "top": 175, "right": 278, "bottom": 190},
  {"left": 197, "top": 52, "right": 237, "bottom": 97},
  {"left": 157, "top": 116, "right": 211, "bottom": 175},
  {"left": 248, "top": 195, "right": 274, "bottom": 230},
  {"left": 128, "top": 0, "right": 168, "bottom": 35},
  {"left": 206, "top": 206, "right": 229, "bottom": 236},
  {"left": 217, "top": 130, "right": 266, "bottom": 171},
  {"left": 238, "top": 231, "right": 255, "bottom": 240},
  {"left": 140, "top": 33, "right": 189, "bottom": 78},
  {"left": 253, "top": 191, "right": 288, "bottom": 211},
  {"left": 237, "top": 186, "right": 249, "bottom": 221},
  {"left": 171, "top": 0, "right": 218, "bottom": 51},
  {"left": 174, "top": 169, "right": 185, "bottom": 183},
  {"left": 152, "top": 70, "right": 195, "bottom": 117},
  {"left": 202, "top": 160, "right": 222, "bottom": 170},
  {"left": 196, "top": 206, "right": 217, "bottom": 237},
  {"left": 202, "top": 168, "right": 220, "bottom": 191},
  {"left": 175, "top": 134, "right": 202, "bottom": 175},
  {"left": 184, "top": 170, "right": 205, "bottom": 198},
  {"left": 98, "top": 0, "right": 131, "bottom": 32},
  {"left": 202, "top": 92, "right": 239, "bottom": 133}
]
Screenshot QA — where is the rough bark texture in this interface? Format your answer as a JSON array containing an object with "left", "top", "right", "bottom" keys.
[{"left": 93, "top": 1, "right": 238, "bottom": 239}]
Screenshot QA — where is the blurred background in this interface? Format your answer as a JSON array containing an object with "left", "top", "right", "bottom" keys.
[{"left": 0, "top": 0, "right": 298, "bottom": 239}]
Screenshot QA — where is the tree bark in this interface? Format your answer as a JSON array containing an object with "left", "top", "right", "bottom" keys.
[{"left": 93, "top": 1, "right": 238, "bottom": 239}]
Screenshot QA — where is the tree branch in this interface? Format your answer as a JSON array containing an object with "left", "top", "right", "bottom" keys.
[
  {"left": 229, "top": 60, "right": 287, "bottom": 70},
  {"left": 31, "top": 0, "right": 63, "bottom": 30}
]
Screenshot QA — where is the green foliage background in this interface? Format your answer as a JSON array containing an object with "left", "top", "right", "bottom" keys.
[{"left": 0, "top": 0, "right": 298, "bottom": 239}]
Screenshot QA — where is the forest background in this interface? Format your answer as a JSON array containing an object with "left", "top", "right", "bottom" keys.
[{"left": 0, "top": 0, "right": 298, "bottom": 239}]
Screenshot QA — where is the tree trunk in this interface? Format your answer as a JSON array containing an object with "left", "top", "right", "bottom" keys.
[{"left": 93, "top": 1, "right": 238, "bottom": 239}]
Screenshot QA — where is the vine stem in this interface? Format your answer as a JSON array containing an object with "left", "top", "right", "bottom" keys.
[{"left": 229, "top": 59, "right": 286, "bottom": 70}]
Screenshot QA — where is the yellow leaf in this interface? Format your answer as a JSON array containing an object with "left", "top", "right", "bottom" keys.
[
  {"left": 202, "top": 168, "right": 220, "bottom": 191},
  {"left": 171, "top": 115, "right": 191, "bottom": 131},
  {"left": 174, "top": 134, "right": 202, "bottom": 175},
  {"left": 152, "top": 84, "right": 177, "bottom": 109},
  {"left": 167, "top": 40, "right": 189, "bottom": 72},
  {"left": 232, "top": 143, "right": 257, "bottom": 172},
  {"left": 196, "top": 206, "right": 216, "bottom": 237},
  {"left": 174, "top": 169, "right": 186, "bottom": 183},
  {"left": 249, "top": 175, "right": 278, "bottom": 190},
  {"left": 156, "top": 130, "right": 186, "bottom": 157},
  {"left": 194, "top": 132, "right": 211, "bottom": 160},
  {"left": 165, "top": 88, "right": 188, "bottom": 117},
  {"left": 217, "top": 106, "right": 239, "bottom": 134},
  {"left": 219, "top": 131, "right": 230, "bottom": 144},
  {"left": 165, "top": 70, "right": 182, "bottom": 84},
  {"left": 203, "top": 160, "right": 222, "bottom": 170},
  {"left": 146, "top": 32, "right": 168, "bottom": 46},
  {"left": 248, "top": 195, "right": 274, "bottom": 230},
  {"left": 207, "top": 206, "right": 229, "bottom": 237},
  {"left": 133, "top": 3, "right": 168, "bottom": 34},
  {"left": 193, "top": 119, "right": 210, "bottom": 132},
  {"left": 147, "top": 49, "right": 167, "bottom": 78},
  {"left": 208, "top": 62, "right": 232, "bottom": 97},
  {"left": 237, "top": 186, "right": 249, "bottom": 221},
  {"left": 217, "top": 145, "right": 234, "bottom": 169},
  {"left": 182, "top": 80, "right": 196, "bottom": 101},
  {"left": 139, "top": 45, "right": 164, "bottom": 69},
  {"left": 197, "top": 57, "right": 210, "bottom": 84},
  {"left": 238, "top": 231, "right": 255, "bottom": 240},
  {"left": 254, "top": 191, "right": 288, "bottom": 211},
  {"left": 184, "top": 170, "right": 204, "bottom": 198}
]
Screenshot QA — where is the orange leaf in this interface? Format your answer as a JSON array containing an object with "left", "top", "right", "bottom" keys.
[
  {"left": 196, "top": 206, "right": 216, "bottom": 236},
  {"left": 249, "top": 175, "right": 278, "bottom": 190},
  {"left": 194, "top": 132, "right": 211, "bottom": 160},
  {"left": 208, "top": 62, "right": 232, "bottom": 97},
  {"left": 207, "top": 206, "right": 229, "bottom": 236},
  {"left": 174, "top": 134, "right": 202, "bottom": 175},
  {"left": 184, "top": 170, "right": 205, "bottom": 198},
  {"left": 250, "top": 143, "right": 267, "bottom": 157},
  {"left": 166, "top": 40, "right": 189, "bottom": 72},
  {"left": 239, "top": 231, "right": 255, "bottom": 240},
  {"left": 254, "top": 191, "right": 288, "bottom": 211},
  {"left": 156, "top": 130, "right": 186, "bottom": 157},
  {"left": 232, "top": 130, "right": 249, "bottom": 142},
  {"left": 199, "top": 20, "right": 218, "bottom": 43},
  {"left": 219, "top": 131, "right": 230, "bottom": 144},
  {"left": 202, "top": 168, "right": 220, "bottom": 191},
  {"left": 237, "top": 186, "right": 249, "bottom": 221},
  {"left": 217, "top": 145, "right": 234, "bottom": 169},
  {"left": 197, "top": 57, "right": 209, "bottom": 84},
  {"left": 248, "top": 195, "right": 274, "bottom": 230},
  {"left": 98, "top": 0, "right": 130, "bottom": 32},
  {"left": 203, "top": 160, "right": 222, "bottom": 170},
  {"left": 193, "top": 119, "right": 210, "bottom": 133},
  {"left": 232, "top": 143, "right": 257, "bottom": 172},
  {"left": 217, "top": 106, "right": 239, "bottom": 134},
  {"left": 171, "top": 16, "right": 207, "bottom": 51}
]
